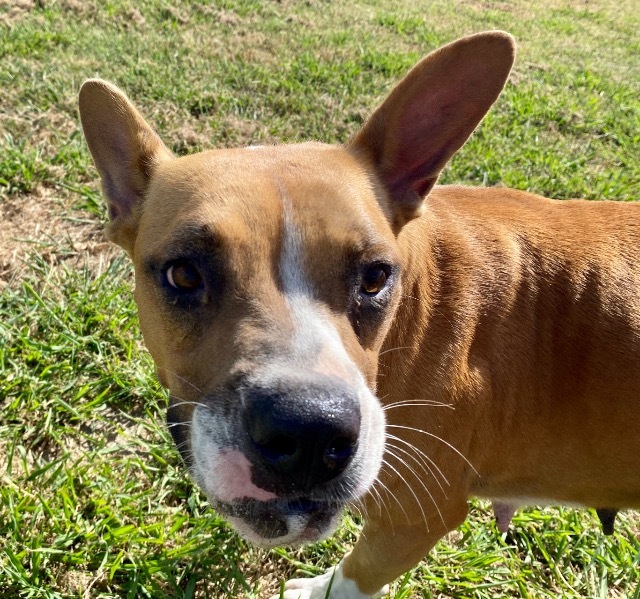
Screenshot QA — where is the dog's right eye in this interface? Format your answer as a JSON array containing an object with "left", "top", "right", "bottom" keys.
[{"left": 165, "top": 261, "right": 203, "bottom": 292}]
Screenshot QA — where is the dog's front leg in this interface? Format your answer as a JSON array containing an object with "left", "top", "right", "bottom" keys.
[{"left": 275, "top": 497, "right": 469, "bottom": 598}]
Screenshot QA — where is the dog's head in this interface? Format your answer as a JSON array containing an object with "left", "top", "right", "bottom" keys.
[{"left": 79, "top": 32, "right": 514, "bottom": 546}]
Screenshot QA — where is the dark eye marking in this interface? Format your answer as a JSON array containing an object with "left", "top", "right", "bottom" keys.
[{"left": 350, "top": 260, "right": 398, "bottom": 341}]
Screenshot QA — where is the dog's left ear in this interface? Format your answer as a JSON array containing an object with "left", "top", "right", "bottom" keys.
[{"left": 348, "top": 31, "right": 515, "bottom": 230}]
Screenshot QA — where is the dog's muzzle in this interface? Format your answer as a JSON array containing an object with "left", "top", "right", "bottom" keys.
[{"left": 172, "top": 372, "right": 383, "bottom": 546}]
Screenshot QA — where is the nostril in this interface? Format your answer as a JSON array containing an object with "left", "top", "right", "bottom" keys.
[
  {"left": 256, "top": 434, "right": 298, "bottom": 463},
  {"left": 324, "top": 435, "right": 357, "bottom": 470}
]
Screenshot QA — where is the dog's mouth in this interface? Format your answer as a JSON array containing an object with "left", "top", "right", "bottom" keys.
[
  {"left": 178, "top": 368, "right": 387, "bottom": 547},
  {"left": 213, "top": 497, "right": 344, "bottom": 547}
]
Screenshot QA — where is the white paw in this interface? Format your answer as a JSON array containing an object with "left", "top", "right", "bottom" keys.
[
  {"left": 270, "top": 569, "right": 336, "bottom": 599},
  {"left": 270, "top": 560, "right": 389, "bottom": 599}
]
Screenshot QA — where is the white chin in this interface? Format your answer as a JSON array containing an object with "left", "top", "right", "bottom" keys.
[{"left": 225, "top": 510, "right": 342, "bottom": 548}]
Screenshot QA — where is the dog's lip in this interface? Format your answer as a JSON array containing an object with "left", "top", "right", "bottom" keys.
[
  {"left": 215, "top": 496, "right": 342, "bottom": 516},
  {"left": 212, "top": 496, "right": 344, "bottom": 545},
  {"left": 213, "top": 498, "right": 346, "bottom": 544}
]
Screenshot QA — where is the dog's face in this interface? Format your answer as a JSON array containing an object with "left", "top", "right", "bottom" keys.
[
  {"left": 79, "top": 32, "right": 514, "bottom": 546},
  {"left": 132, "top": 144, "right": 397, "bottom": 544}
]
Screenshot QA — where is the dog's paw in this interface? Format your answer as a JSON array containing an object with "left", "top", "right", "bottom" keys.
[{"left": 271, "top": 560, "right": 389, "bottom": 598}]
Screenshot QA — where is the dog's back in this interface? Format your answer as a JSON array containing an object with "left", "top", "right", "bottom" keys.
[{"left": 380, "top": 184, "right": 640, "bottom": 511}]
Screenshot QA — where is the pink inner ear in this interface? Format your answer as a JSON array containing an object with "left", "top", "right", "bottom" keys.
[
  {"left": 410, "top": 176, "right": 437, "bottom": 199},
  {"left": 351, "top": 33, "right": 515, "bottom": 214},
  {"left": 381, "top": 42, "right": 511, "bottom": 206},
  {"left": 103, "top": 170, "right": 137, "bottom": 221},
  {"left": 385, "top": 86, "right": 468, "bottom": 202}
]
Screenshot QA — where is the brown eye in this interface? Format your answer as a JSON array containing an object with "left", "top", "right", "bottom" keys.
[
  {"left": 166, "top": 261, "right": 203, "bottom": 291},
  {"left": 360, "top": 265, "right": 388, "bottom": 296}
]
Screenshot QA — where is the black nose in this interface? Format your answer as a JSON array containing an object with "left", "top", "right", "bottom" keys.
[{"left": 243, "top": 381, "right": 361, "bottom": 492}]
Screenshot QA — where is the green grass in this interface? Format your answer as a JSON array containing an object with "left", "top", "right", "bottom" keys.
[{"left": 1, "top": 0, "right": 639, "bottom": 597}]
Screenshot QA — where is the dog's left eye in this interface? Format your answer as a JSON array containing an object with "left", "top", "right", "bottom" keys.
[
  {"left": 165, "top": 261, "right": 203, "bottom": 292},
  {"left": 360, "top": 264, "right": 389, "bottom": 296}
]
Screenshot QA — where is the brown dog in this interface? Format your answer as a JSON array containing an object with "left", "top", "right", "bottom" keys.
[{"left": 79, "top": 31, "right": 640, "bottom": 598}]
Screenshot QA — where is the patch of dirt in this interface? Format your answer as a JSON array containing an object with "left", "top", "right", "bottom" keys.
[
  {"left": 161, "top": 5, "right": 189, "bottom": 25},
  {"left": 456, "top": 0, "right": 522, "bottom": 12},
  {"left": 6, "top": 104, "right": 78, "bottom": 149},
  {"left": 125, "top": 7, "right": 145, "bottom": 28},
  {"left": 0, "top": 0, "right": 34, "bottom": 7},
  {"left": 59, "top": 0, "right": 96, "bottom": 17},
  {"left": 0, "top": 185, "right": 118, "bottom": 290},
  {"left": 59, "top": 569, "right": 106, "bottom": 597},
  {"left": 219, "top": 114, "right": 263, "bottom": 146},
  {"left": 197, "top": 6, "right": 242, "bottom": 26},
  {"left": 172, "top": 123, "right": 212, "bottom": 153},
  {"left": 253, "top": 548, "right": 305, "bottom": 598},
  {"left": 0, "top": 0, "right": 35, "bottom": 25}
]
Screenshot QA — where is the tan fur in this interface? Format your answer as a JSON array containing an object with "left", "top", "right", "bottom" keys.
[
  {"left": 349, "top": 186, "right": 640, "bottom": 591},
  {"left": 80, "top": 31, "right": 639, "bottom": 596}
]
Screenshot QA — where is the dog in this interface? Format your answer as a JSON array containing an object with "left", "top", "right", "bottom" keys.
[{"left": 79, "top": 31, "right": 640, "bottom": 598}]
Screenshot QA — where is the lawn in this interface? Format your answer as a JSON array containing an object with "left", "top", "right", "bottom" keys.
[{"left": 1, "top": 0, "right": 639, "bottom": 597}]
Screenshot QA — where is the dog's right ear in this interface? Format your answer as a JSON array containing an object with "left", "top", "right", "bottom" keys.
[
  {"left": 348, "top": 31, "right": 515, "bottom": 232},
  {"left": 79, "top": 79, "right": 173, "bottom": 254}
]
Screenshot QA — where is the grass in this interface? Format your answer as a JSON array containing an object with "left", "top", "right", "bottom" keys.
[{"left": 1, "top": 0, "right": 639, "bottom": 597}]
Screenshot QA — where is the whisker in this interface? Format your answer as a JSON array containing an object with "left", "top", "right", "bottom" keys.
[
  {"left": 385, "top": 447, "right": 445, "bottom": 530},
  {"left": 383, "top": 399, "right": 454, "bottom": 411},
  {"left": 385, "top": 438, "right": 448, "bottom": 496},
  {"left": 168, "top": 399, "right": 211, "bottom": 411},
  {"left": 170, "top": 441, "right": 196, "bottom": 473},
  {"left": 158, "top": 367, "right": 206, "bottom": 395},
  {"left": 166, "top": 421, "right": 193, "bottom": 430},
  {"left": 357, "top": 481, "right": 383, "bottom": 521},
  {"left": 387, "top": 424, "right": 478, "bottom": 475},
  {"left": 349, "top": 502, "right": 364, "bottom": 524},
  {"left": 400, "top": 294, "right": 422, "bottom": 303},
  {"left": 380, "top": 458, "right": 429, "bottom": 532},
  {"left": 366, "top": 486, "right": 383, "bottom": 521},
  {"left": 385, "top": 433, "right": 450, "bottom": 487},
  {"left": 357, "top": 485, "right": 382, "bottom": 520},
  {"left": 369, "top": 478, "right": 397, "bottom": 536},
  {"left": 378, "top": 346, "right": 414, "bottom": 357},
  {"left": 356, "top": 484, "right": 390, "bottom": 544}
]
